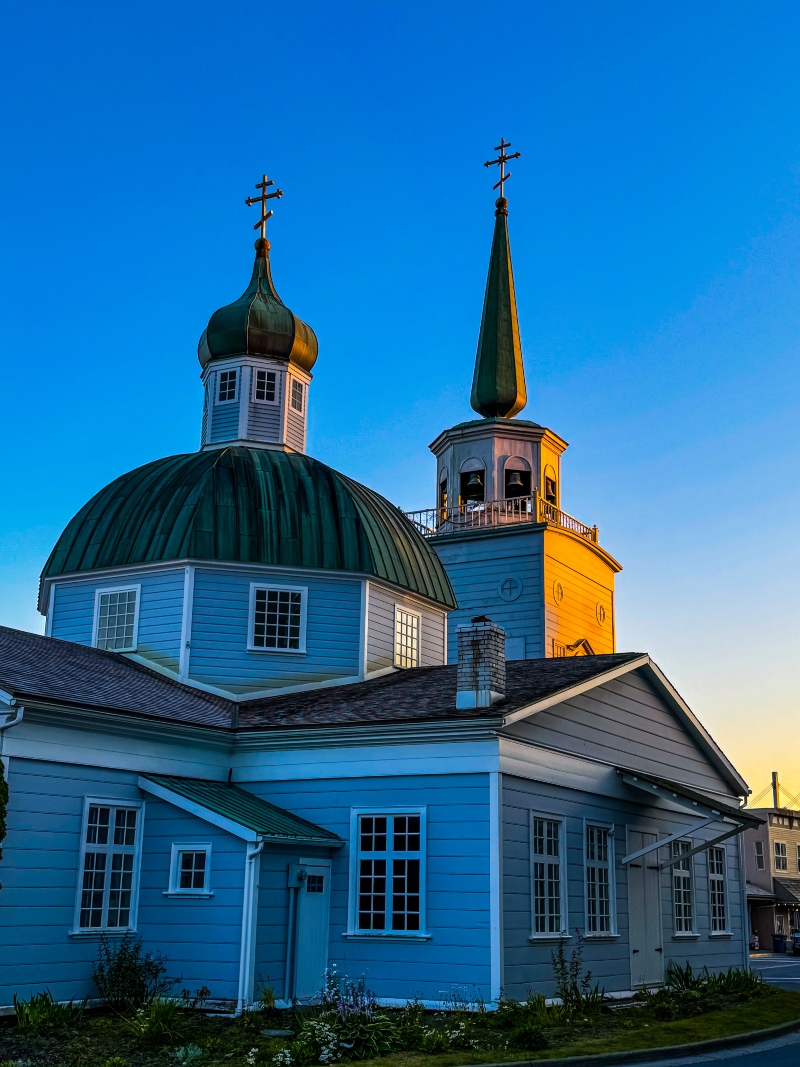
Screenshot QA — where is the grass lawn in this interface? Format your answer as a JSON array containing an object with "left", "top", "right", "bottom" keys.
[{"left": 2, "top": 990, "right": 800, "bottom": 1067}]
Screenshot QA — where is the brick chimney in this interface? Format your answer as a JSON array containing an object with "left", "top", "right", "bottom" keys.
[{"left": 456, "top": 615, "right": 506, "bottom": 709}]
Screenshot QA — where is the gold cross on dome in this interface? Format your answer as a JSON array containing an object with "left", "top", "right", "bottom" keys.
[
  {"left": 245, "top": 174, "right": 284, "bottom": 239},
  {"left": 484, "top": 138, "right": 521, "bottom": 197}
]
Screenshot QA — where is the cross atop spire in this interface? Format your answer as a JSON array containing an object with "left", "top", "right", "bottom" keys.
[
  {"left": 484, "top": 138, "right": 521, "bottom": 211},
  {"left": 245, "top": 174, "right": 284, "bottom": 240}
]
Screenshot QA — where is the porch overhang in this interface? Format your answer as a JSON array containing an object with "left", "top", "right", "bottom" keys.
[{"left": 617, "top": 768, "right": 763, "bottom": 871}]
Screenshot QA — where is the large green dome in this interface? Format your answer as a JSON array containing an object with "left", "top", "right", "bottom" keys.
[{"left": 42, "top": 447, "right": 456, "bottom": 609}]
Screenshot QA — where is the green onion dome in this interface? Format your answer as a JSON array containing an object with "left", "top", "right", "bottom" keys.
[
  {"left": 42, "top": 447, "right": 456, "bottom": 609},
  {"left": 198, "top": 238, "right": 318, "bottom": 373}
]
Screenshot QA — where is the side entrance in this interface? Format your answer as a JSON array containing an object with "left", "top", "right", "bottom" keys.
[{"left": 627, "top": 830, "right": 663, "bottom": 988}]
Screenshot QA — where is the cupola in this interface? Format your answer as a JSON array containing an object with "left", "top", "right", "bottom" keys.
[{"left": 198, "top": 176, "right": 318, "bottom": 455}]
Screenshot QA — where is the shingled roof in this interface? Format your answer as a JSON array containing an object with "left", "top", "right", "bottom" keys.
[{"left": 0, "top": 625, "right": 643, "bottom": 731}]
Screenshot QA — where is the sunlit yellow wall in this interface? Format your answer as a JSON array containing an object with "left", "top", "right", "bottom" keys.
[{"left": 543, "top": 528, "right": 619, "bottom": 656}]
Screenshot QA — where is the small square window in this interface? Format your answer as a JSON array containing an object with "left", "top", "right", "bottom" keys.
[
  {"left": 306, "top": 874, "right": 324, "bottom": 893},
  {"left": 291, "top": 379, "right": 305, "bottom": 413},
  {"left": 169, "top": 844, "right": 211, "bottom": 894},
  {"left": 254, "top": 369, "right": 277, "bottom": 402},
  {"left": 95, "top": 588, "right": 139, "bottom": 652},
  {"left": 251, "top": 587, "right": 305, "bottom": 651},
  {"left": 218, "top": 370, "right": 238, "bottom": 402}
]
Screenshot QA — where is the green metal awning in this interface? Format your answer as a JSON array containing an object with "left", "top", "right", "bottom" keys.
[{"left": 138, "top": 774, "right": 343, "bottom": 846}]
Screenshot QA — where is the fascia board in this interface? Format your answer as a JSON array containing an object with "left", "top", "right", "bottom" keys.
[
  {"left": 19, "top": 700, "right": 233, "bottom": 748},
  {"left": 500, "top": 655, "right": 651, "bottom": 727},
  {"left": 137, "top": 776, "right": 258, "bottom": 842},
  {"left": 234, "top": 719, "right": 502, "bottom": 750},
  {"left": 642, "top": 660, "right": 750, "bottom": 798}
]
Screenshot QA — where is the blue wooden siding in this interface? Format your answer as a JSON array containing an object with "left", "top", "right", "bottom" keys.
[
  {"left": 502, "top": 773, "right": 745, "bottom": 1000},
  {"left": 246, "top": 773, "right": 493, "bottom": 1003},
  {"left": 247, "top": 401, "right": 281, "bottom": 443},
  {"left": 137, "top": 796, "right": 246, "bottom": 1002},
  {"left": 432, "top": 528, "right": 544, "bottom": 663},
  {"left": 189, "top": 569, "right": 362, "bottom": 694},
  {"left": 49, "top": 570, "right": 185, "bottom": 673},
  {"left": 210, "top": 401, "right": 240, "bottom": 443}
]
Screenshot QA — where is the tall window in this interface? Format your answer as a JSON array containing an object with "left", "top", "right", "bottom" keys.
[
  {"left": 77, "top": 803, "right": 140, "bottom": 930},
  {"left": 796, "top": 845, "right": 800, "bottom": 872},
  {"left": 254, "top": 369, "right": 277, "bottom": 402},
  {"left": 708, "top": 846, "right": 727, "bottom": 932},
  {"left": 291, "top": 379, "right": 305, "bottom": 413},
  {"left": 775, "top": 841, "right": 788, "bottom": 871},
  {"left": 394, "top": 608, "right": 419, "bottom": 668},
  {"left": 95, "top": 588, "right": 139, "bottom": 652},
  {"left": 356, "top": 813, "right": 423, "bottom": 933},
  {"left": 250, "top": 586, "right": 306, "bottom": 652},
  {"left": 754, "top": 841, "right": 765, "bottom": 870},
  {"left": 671, "top": 840, "right": 694, "bottom": 933},
  {"left": 531, "top": 815, "right": 564, "bottom": 936},
  {"left": 218, "top": 370, "right": 237, "bottom": 402},
  {"left": 585, "top": 825, "right": 613, "bottom": 934}
]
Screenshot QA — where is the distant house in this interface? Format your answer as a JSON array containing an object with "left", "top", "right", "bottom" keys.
[
  {"left": 0, "top": 176, "right": 761, "bottom": 1011},
  {"left": 744, "top": 780, "right": 800, "bottom": 947}
]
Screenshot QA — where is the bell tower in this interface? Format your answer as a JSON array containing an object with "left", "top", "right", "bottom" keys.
[{"left": 407, "top": 141, "right": 622, "bottom": 662}]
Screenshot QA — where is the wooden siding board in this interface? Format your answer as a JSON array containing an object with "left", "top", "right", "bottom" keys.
[
  {"left": 366, "top": 584, "right": 445, "bottom": 673},
  {"left": 210, "top": 403, "right": 240, "bottom": 443}
]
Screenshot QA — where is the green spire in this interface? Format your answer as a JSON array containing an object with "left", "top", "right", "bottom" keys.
[{"left": 470, "top": 197, "right": 527, "bottom": 419}]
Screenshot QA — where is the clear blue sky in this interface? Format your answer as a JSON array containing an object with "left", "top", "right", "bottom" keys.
[{"left": 2, "top": 1, "right": 800, "bottom": 794}]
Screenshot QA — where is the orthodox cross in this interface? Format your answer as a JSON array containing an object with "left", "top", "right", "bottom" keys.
[
  {"left": 245, "top": 174, "right": 284, "bottom": 239},
  {"left": 484, "top": 138, "right": 521, "bottom": 197}
]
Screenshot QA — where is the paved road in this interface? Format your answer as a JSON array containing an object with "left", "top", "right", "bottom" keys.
[
  {"left": 630, "top": 1028, "right": 800, "bottom": 1065},
  {"left": 750, "top": 951, "right": 800, "bottom": 989}
]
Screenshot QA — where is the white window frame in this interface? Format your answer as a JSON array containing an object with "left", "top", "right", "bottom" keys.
[
  {"left": 166, "top": 842, "right": 213, "bottom": 897},
  {"left": 216, "top": 368, "right": 238, "bottom": 404},
  {"left": 72, "top": 796, "right": 144, "bottom": 934},
  {"left": 247, "top": 583, "right": 308, "bottom": 654},
  {"left": 708, "top": 844, "right": 729, "bottom": 935},
  {"left": 290, "top": 378, "right": 305, "bottom": 413},
  {"left": 252, "top": 368, "right": 279, "bottom": 405},
  {"left": 583, "top": 820, "right": 617, "bottom": 937},
  {"left": 346, "top": 806, "right": 429, "bottom": 939},
  {"left": 529, "top": 811, "right": 568, "bottom": 940},
  {"left": 775, "top": 840, "right": 788, "bottom": 871},
  {"left": 92, "top": 585, "right": 141, "bottom": 652},
  {"left": 393, "top": 605, "right": 421, "bottom": 669},
  {"left": 670, "top": 839, "right": 696, "bottom": 936}
]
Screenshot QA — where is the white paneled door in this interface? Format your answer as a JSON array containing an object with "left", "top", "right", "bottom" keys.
[
  {"left": 293, "top": 862, "right": 332, "bottom": 1000},
  {"left": 627, "top": 831, "right": 663, "bottom": 987}
]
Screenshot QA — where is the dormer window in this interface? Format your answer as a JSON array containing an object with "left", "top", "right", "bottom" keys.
[
  {"left": 291, "top": 379, "right": 305, "bottom": 413},
  {"left": 254, "top": 369, "right": 277, "bottom": 403},
  {"left": 94, "top": 587, "right": 140, "bottom": 652},
  {"left": 218, "top": 370, "right": 237, "bottom": 403}
]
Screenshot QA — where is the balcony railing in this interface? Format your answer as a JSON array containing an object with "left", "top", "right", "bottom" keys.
[{"left": 404, "top": 492, "right": 599, "bottom": 542}]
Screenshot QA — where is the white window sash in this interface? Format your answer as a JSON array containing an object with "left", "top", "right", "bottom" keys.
[
  {"left": 252, "top": 368, "right": 280, "bottom": 405},
  {"left": 583, "top": 820, "right": 617, "bottom": 936},
  {"left": 393, "top": 605, "right": 421, "bottom": 669},
  {"left": 216, "top": 369, "right": 239, "bottom": 404},
  {"left": 670, "top": 840, "right": 695, "bottom": 934},
  {"left": 529, "top": 811, "right": 568, "bottom": 939},
  {"left": 347, "top": 807, "right": 427, "bottom": 937},
  {"left": 167, "top": 842, "right": 213, "bottom": 895},
  {"left": 247, "top": 583, "right": 308, "bottom": 654},
  {"left": 708, "top": 845, "right": 728, "bottom": 933},
  {"left": 92, "top": 585, "right": 141, "bottom": 652},
  {"left": 73, "top": 797, "right": 144, "bottom": 934}
]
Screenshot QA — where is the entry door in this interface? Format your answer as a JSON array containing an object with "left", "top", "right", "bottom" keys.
[
  {"left": 627, "top": 831, "right": 663, "bottom": 987},
  {"left": 293, "top": 862, "right": 331, "bottom": 1000}
]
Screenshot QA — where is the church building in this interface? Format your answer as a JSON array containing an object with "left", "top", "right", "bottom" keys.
[{"left": 0, "top": 151, "right": 759, "bottom": 1012}]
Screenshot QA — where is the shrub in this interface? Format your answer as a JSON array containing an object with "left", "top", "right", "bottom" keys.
[
  {"left": 125, "top": 998, "right": 189, "bottom": 1045},
  {"left": 273, "top": 1019, "right": 340, "bottom": 1065},
  {"left": 395, "top": 999, "right": 425, "bottom": 1050},
  {"left": 93, "top": 934, "right": 178, "bottom": 1013},
  {"left": 13, "top": 990, "right": 84, "bottom": 1031},
  {"left": 551, "top": 934, "right": 605, "bottom": 1018},
  {"left": 104, "top": 1058, "right": 128, "bottom": 1067},
  {"left": 419, "top": 1028, "right": 450, "bottom": 1053},
  {"left": 173, "top": 1046, "right": 204, "bottom": 1065},
  {"left": 180, "top": 987, "right": 211, "bottom": 1010},
  {"left": 508, "top": 1019, "right": 549, "bottom": 1051},
  {"left": 335, "top": 1011, "right": 399, "bottom": 1059}
]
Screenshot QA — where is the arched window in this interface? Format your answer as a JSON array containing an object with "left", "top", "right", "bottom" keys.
[
  {"left": 504, "top": 457, "right": 531, "bottom": 498},
  {"left": 544, "top": 464, "right": 558, "bottom": 505},
  {"left": 459, "top": 459, "right": 485, "bottom": 504}
]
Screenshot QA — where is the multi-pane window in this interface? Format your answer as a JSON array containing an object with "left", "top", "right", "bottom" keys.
[
  {"left": 95, "top": 589, "right": 138, "bottom": 651},
  {"left": 307, "top": 874, "right": 324, "bottom": 894},
  {"left": 671, "top": 840, "right": 694, "bottom": 933},
  {"left": 251, "top": 587, "right": 304, "bottom": 651},
  {"left": 291, "top": 379, "right": 305, "bottom": 413},
  {"left": 708, "top": 846, "right": 727, "bottom": 932},
  {"left": 775, "top": 841, "right": 788, "bottom": 871},
  {"left": 394, "top": 609, "right": 419, "bottom": 669},
  {"left": 178, "top": 851, "right": 207, "bottom": 891},
  {"left": 754, "top": 841, "right": 765, "bottom": 870},
  {"left": 796, "top": 845, "right": 800, "bottom": 872},
  {"left": 218, "top": 370, "right": 237, "bottom": 402},
  {"left": 254, "top": 369, "right": 277, "bottom": 402},
  {"left": 532, "top": 816, "right": 563, "bottom": 935},
  {"left": 585, "top": 825, "right": 613, "bottom": 934},
  {"left": 356, "top": 813, "right": 422, "bottom": 933},
  {"left": 78, "top": 804, "right": 139, "bottom": 930}
]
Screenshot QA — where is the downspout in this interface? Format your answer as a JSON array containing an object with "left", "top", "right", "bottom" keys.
[
  {"left": 736, "top": 827, "right": 749, "bottom": 970},
  {"left": 0, "top": 707, "right": 24, "bottom": 772},
  {"left": 237, "top": 839, "right": 264, "bottom": 1014}
]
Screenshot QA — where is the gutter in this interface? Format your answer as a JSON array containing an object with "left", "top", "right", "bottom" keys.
[
  {"left": 236, "top": 839, "right": 264, "bottom": 1013},
  {"left": 0, "top": 706, "right": 24, "bottom": 769}
]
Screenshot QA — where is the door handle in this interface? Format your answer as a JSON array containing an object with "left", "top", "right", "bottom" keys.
[
  {"left": 630, "top": 863, "right": 642, "bottom": 868},
  {"left": 632, "top": 949, "right": 639, "bottom": 953},
  {"left": 655, "top": 948, "right": 663, "bottom": 952}
]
